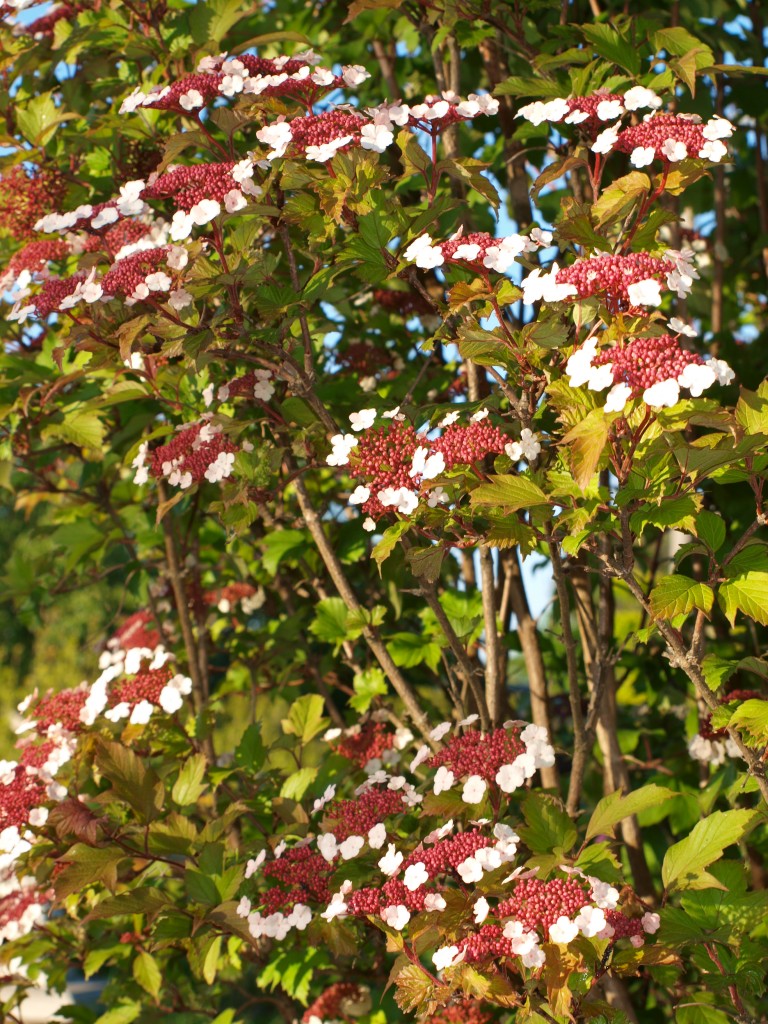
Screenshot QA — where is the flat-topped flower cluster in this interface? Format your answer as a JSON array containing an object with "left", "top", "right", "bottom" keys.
[
  {"left": 326, "top": 407, "right": 541, "bottom": 529},
  {"left": 234, "top": 718, "right": 660, "bottom": 988}
]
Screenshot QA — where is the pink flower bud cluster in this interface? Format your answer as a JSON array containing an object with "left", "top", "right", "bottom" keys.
[
  {"left": 108, "top": 610, "right": 163, "bottom": 654},
  {"left": 616, "top": 113, "right": 732, "bottom": 166},
  {"left": 0, "top": 871, "right": 49, "bottom": 945},
  {"left": 302, "top": 983, "right": 372, "bottom": 1024},
  {"left": 20, "top": 3, "right": 84, "bottom": 40},
  {"left": 23, "top": 686, "right": 89, "bottom": 735},
  {"left": 0, "top": 165, "right": 67, "bottom": 241},
  {"left": 592, "top": 334, "right": 702, "bottom": 391},
  {"left": 346, "top": 419, "right": 420, "bottom": 517},
  {"left": 107, "top": 666, "right": 175, "bottom": 712},
  {"left": 558, "top": 93, "right": 626, "bottom": 137},
  {"left": 323, "top": 787, "right": 406, "bottom": 840},
  {"left": 329, "top": 721, "right": 395, "bottom": 768},
  {"left": 428, "top": 727, "right": 525, "bottom": 784},
  {"left": 433, "top": 421, "right": 508, "bottom": 469},
  {"left": 145, "top": 163, "right": 240, "bottom": 212},
  {"left": 554, "top": 252, "right": 670, "bottom": 308},
  {"left": 2, "top": 239, "right": 69, "bottom": 286},
  {"left": 258, "top": 110, "right": 376, "bottom": 163},
  {"left": 120, "top": 54, "right": 358, "bottom": 116},
  {"left": 428, "top": 999, "right": 493, "bottom": 1024},
  {"left": 403, "top": 229, "right": 547, "bottom": 273},
  {"left": 497, "top": 876, "right": 589, "bottom": 933},
  {"left": 211, "top": 369, "right": 275, "bottom": 405},
  {"left": 260, "top": 847, "right": 334, "bottom": 914},
  {"left": 22, "top": 273, "right": 84, "bottom": 318},
  {"left": 100, "top": 247, "right": 171, "bottom": 300},
  {"left": 141, "top": 421, "right": 241, "bottom": 489}
]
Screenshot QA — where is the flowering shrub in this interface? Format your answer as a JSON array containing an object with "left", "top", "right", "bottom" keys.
[{"left": 1, "top": 2, "right": 768, "bottom": 1024}]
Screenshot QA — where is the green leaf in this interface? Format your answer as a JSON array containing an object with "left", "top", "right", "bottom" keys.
[
  {"left": 186, "top": 869, "right": 222, "bottom": 907},
  {"left": 582, "top": 23, "right": 641, "bottom": 74},
  {"left": 189, "top": 0, "right": 247, "bottom": 45},
  {"left": 86, "top": 888, "right": 171, "bottom": 922},
  {"left": 235, "top": 723, "right": 266, "bottom": 771},
  {"left": 172, "top": 754, "right": 208, "bottom": 806},
  {"left": 728, "top": 699, "right": 768, "bottom": 744},
  {"left": 309, "top": 597, "right": 359, "bottom": 652},
  {"left": 406, "top": 544, "right": 444, "bottom": 583},
  {"left": 591, "top": 171, "right": 650, "bottom": 227},
  {"left": 735, "top": 384, "right": 768, "bottom": 436},
  {"left": 350, "top": 667, "right": 388, "bottom": 713},
  {"left": 649, "top": 575, "right": 714, "bottom": 620},
  {"left": 718, "top": 571, "right": 768, "bottom": 626},
  {"left": 203, "top": 934, "right": 223, "bottom": 985},
  {"left": 662, "top": 809, "right": 761, "bottom": 893},
  {"left": 471, "top": 475, "right": 548, "bottom": 510},
  {"left": 695, "top": 510, "right": 726, "bottom": 553},
  {"left": 518, "top": 793, "right": 577, "bottom": 854},
  {"left": 282, "top": 694, "right": 328, "bottom": 744},
  {"left": 95, "top": 740, "right": 164, "bottom": 823},
  {"left": 54, "top": 845, "right": 127, "bottom": 900},
  {"left": 16, "top": 91, "right": 69, "bottom": 146},
  {"left": 586, "top": 785, "right": 681, "bottom": 841},
  {"left": 388, "top": 632, "right": 442, "bottom": 672},
  {"left": 371, "top": 520, "right": 411, "bottom": 574},
  {"left": 630, "top": 495, "right": 700, "bottom": 536},
  {"left": 94, "top": 1005, "right": 141, "bottom": 1024},
  {"left": 562, "top": 410, "right": 609, "bottom": 492},
  {"left": 280, "top": 767, "right": 318, "bottom": 801},
  {"left": 701, "top": 654, "right": 738, "bottom": 691},
  {"left": 133, "top": 951, "right": 162, "bottom": 1000},
  {"left": 261, "top": 529, "right": 307, "bottom": 575},
  {"left": 42, "top": 411, "right": 105, "bottom": 450}
]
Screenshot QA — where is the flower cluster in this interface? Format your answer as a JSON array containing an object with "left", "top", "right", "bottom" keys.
[
  {"left": 326, "top": 720, "right": 396, "bottom": 768},
  {"left": 257, "top": 110, "right": 392, "bottom": 162},
  {"left": 328, "top": 409, "right": 517, "bottom": 527},
  {"left": 566, "top": 332, "right": 734, "bottom": 412},
  {"left": 517, "top": 89, "right": 733, "bottom": 164},
  {"left": 0, "top": 164, "right": 66, "bottom": 240},
  {"left": 521, "top": 250, "right": 699, "bottom": 312},
  {"left": 0, "top": 871, "right": 49, "bottom": 945},
  {"left": 120, "top": 53, "right": 367, "bottom": 116},
  {"left": 404, "top": 228, "right": 550, "bottom": 273},
  {"left": 144, "top": 161, "right": 261, "bottom": 239},
  {"left": 302, "top": 983, "right": 372, "bottom": 1024},
  {"left": 133, "top": 421, "right": 244, "bottom": 489}
]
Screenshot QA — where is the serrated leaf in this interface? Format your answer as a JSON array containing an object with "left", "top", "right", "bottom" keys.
[
  {"left": 371, "top": 520, "right": 411, "bottom": 574},
  {"left": 649, "top": 575, "right": 714, "bottom": 620},
  {"left": 695, "top": 510, "right": 726, "bottom": 552},
  {"left": 350, "top": 667, "right": 388, "bottom": 713},
  {"left": 662, "top": 809, "right": 761, "bottom": 892},
  {"left": 519, "top": 792, "right": 577, "bottom": 854},
  {"left": 728, "top": 699, "right": 768, "bottom": 744},
  {"left": 133, "top": 950, "right": 162, "bottom": 1000},
  {"left": 561, "top": 409, "right": 609, "bottom": 492},
  {"left": 630, "top": 495, "right": 700, "bottom": 536},
  {"left": 172, "top": 754, "right": 208, "bottom": 806},
  {"left": 406, "top": 544, "right": 444, "bottom": 583},
  {"left": 280, "top": 766, "right": 318, "bottom": 801},
  {"left": 718, "top": 571, "right": 768, "bottom": 626},
  {"left": 586, "top": 784, "right": 680, "bottom": 841},
  {"left": 471, "top": 475, "right": 548, "bottom": 510}
]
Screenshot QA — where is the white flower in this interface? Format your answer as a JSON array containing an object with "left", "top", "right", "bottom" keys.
[
  {"left": 462, "top": 775, "right": 487, "bottom": 804},
  {"left": 339, "top": 835, "right": 365, "bottom": 860},
  {"left": 630, "top": 146, "right": 656, "bottom": 168},
  {"left": 642, "top": 911, "right": 661, "bottom": 934},
  {"left": 403, "top": 233, "right": 444, "bottom": 269},
  {"left": 678, "top": 362, "right": 716, "bottom": 397},
  {"left": 204, "top": 450, "right": 235, "bottom": 483},
  {"left": 236, "top": 896, "right": 251, "bottom": 918},
  {"left": 289, "top": 904, "right": 312, "bottom": 930},
  {"left": 349, "top": 485, "right": 370, "bottom": 506},
  {"left": 627, "top": 278, "right": 662, "bottom": 306},
  {"left": 703, "top": 116, "right": 734, "bottom": 140},
  {"left": 430, "top": 721, "right": 452, "bottom": 742},
  {"left": 253, "top": 370, "right": 274, "bottom": 400},
  {"left": 326, "top": 433, "right": 358, "bottom": 466},
  {"left": 516, "top": 97, "right": 569, "bottom": 125},
  {"left": 667, "top": 317, "right": 697, "bottom": 337},
  {"left": 342, "top": 64, "right": 370, "bottom": 86},
  {"left": 549, "top": 915, "right": 579, "bottom": 944},
  {"left": 28, "top": 807, "right": 48, "bottom": 827},
  {"left": 180, "top": 89, "right": 204, "bottom": 111},
  {"left": 597, "top": 99, "right": 624, "bottom": 120},
  {"left": 256, "top": 121, "right": 293, "bottom": 159},
  {"left": 409, "top": 744, "right": 430, "bottom": 771},
  {"left": 190, "top": 199, "right": 221, "bottom": 225},
  {"left": 317, "top": 833, "right": 339, "bottom": 862},
  {"left": 521, "top": 263, "right": 577, "bottom": 304},
  {"left": 452, "top": 243, "right": 481, "bottom": 261},
  {"left": 308, "top": 135, "right": 354, "bottom": 161},
  {"left": 471, "top": 408, "right": 489, "bottom": 422},
  {"left": 381, "top": 904, "right": 410, "bottom": 930},
  {"left": 129, "top": 700, "right": 154, "bottom": 725},
  {"left": 699, "top": 139, "right": 728, "bottom": 162},
  {"left": 378, "top": 843, "right": 403, "bottom": 876},
  {"left": 362, "top": 517, "right": 376, "bottom": 532},
  {"left": 496, "top": 762, "right": 526, "bottom": 794},
  {"left": 377, "top": 486, "right": 419, "bottom": 515},
  {"left": 589, "top": 879, "right": 620, "bottom": 910},
  {"left": 604, "top": 382, "right": 631, "bottom": 413},
  {"left": 424, "top": 893, "right": 447, "bottom": 912},
  {"left": 522, "top": 945, "right": 546, "bottom": 969},
  {"left": 145, "top": 271, "right": 172, "bottom": 293},
  {"left": 433, "top": 766, "right": 455, "bottom": 795},
  {"left": 245, "top": 850, "right": 266, "bottom": 878},
  {"left": 643, "top": 378, "right": 680, "bottom": 408},
  {"left": 368, "top": 823, "right": 387, "bottom": 849},
  {"left": 623, "top": 86, "right": 661, "bottom": 111},
  {"left": 473, "top": 896, "right": 490, "bottom": 924},
  {"left": 170, "top": 211, "right": 194, "bottom": 242},
  {"left": 575, "top": 905, "right": 606, "bottom": 937},
  {"left": 167, "top": 288, "right": 193, "bottom": 312},
  {"left": 432, "top": 945, "right": 462, "bottom": 971},
  {"left": 709, "top": 358, "right": 735, "bottom": 385},
  {"left": 92, "top": 206, "right": 119, "bottom": 229},
  {"left": 321, "top": 891, "right": 348, "bottom": 922},
  {"left": 457, "top": 856, "right": 483, "bottom": 884},
  {"left": 350, "top": 408, "right": 377, "bottom": 431},
  {"left": 591, "top": 124, "right": 620, "bottom": 154},
  {"left": 221, "top": 188, "right": 246, "bottom": 213},
  {"left": 403, "top": 862, "right": 429, "bottom": 891},
  {"left": 661, "top": 138, "right": 688, "bottom": 162},
  {"left": 410, "top": 447, "right": 445, "bottom": 480},
  {"left": 439, "top": 410, "right": 460, "bottom": 428},
  {"left": 360, "top": 123, "right": 394, "bottom": 152}
]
